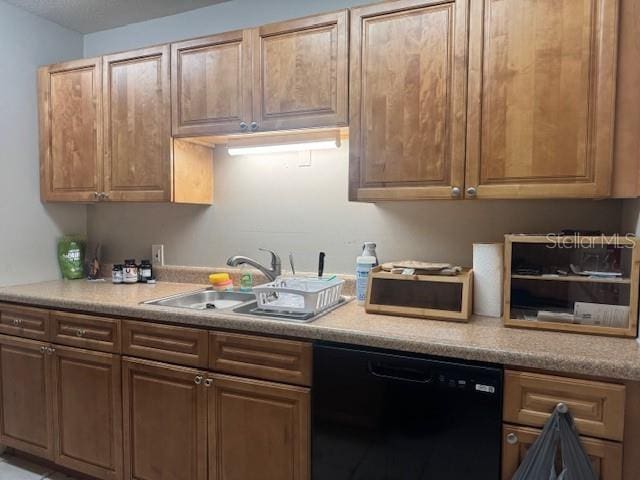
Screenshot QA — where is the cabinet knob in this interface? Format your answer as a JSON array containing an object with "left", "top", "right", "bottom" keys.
[
  {"left": 204, "top": 378, "right": 213, "bottom": 388},
  {"left": 250, "top": 121, "right": 258, "bottom": 131},
  {"left": 451, "top": 186, "right": 461, "bottom": 198},
  {"left": 506, "top": 433, "right": 519, "bottom": 445},
  {"left": 76, "top": 329, "right": 86, "bottom": 337},
  {"left": 93, "top": 192, "right": 99, "bottom": 200},
  {"left": 47, "top": 347, "right": 55, "bottom": 355},
  {"left": 556, "top": 402, "right": 569, "bottom": 414},
  {"left": 40, "top": 346, "right": 46, "bottom": 353},
  {"left": 466, "top": 186, "right": 477, "bottom": 198},
  {"left": 194, "top": 375, "right": 203, "bottom": 385},
  {"left": 240, "top": 122, "right": 248, "bottom": 131}
]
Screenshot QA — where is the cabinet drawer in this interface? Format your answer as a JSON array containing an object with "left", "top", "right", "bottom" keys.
[
  {"left": 502, "top": 425, "right": 622, "bottom": 480},
  {"left": 209, "top": 332, "right": 312, "bottom": 386},
  {"left": 0, "top": 303, "right": 50, "bottom": 341},
  {"left": 50, "top": 311, "right": 121, "bottom": 353},
  {"left": 504, "top": 370, "right": 626, "bottom": 441},
  {"left": 122, "top": 321, "right": 208, "bottom": 368}
]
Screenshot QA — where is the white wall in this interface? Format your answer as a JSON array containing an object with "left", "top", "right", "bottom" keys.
[
  {"left": 83, "top": 0, "right": 626, "bottom": 275},
  {"left": 88, "top": 144, "right": 624, "bottom": 274},
  {"left": 0, "top": 0, "right": 86, "bottom": 286}
]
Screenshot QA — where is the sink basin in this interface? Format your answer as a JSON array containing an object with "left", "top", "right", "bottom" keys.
[
  {"left": 144, "top": 289, "right": 255, "bottom": 310},
  {"left": 144, "top": 287, "right": 351, "bottom": 322}
]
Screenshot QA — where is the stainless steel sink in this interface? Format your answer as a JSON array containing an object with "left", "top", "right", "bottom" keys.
[
  {"left": 144, "top": 289, "right": 255, "bottom": 310},
  {"left": 144, "top": 287, "right": 351, "bottom": 322}
]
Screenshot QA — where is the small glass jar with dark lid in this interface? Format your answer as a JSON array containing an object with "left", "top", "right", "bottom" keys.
[
  {"left": 139, "top": 260, "right": 153, "bottom": 283},
  {"left": 112, "top": 264, "right": 124, "bottom": 284}
]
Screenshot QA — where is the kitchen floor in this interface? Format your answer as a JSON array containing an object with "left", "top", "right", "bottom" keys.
[{"left": 0, "top": 452, "right": 77, "bottom": 479}]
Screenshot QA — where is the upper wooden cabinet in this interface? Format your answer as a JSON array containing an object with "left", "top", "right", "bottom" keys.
[
  {"left": 103, "top": 46, "right": 172, "bottom": 202},
  {"left": 171, "top": 11, "right": 349, "bottom": 137},
  {"left": 349, "top": 0, "right": 469, "bottom": 201},
  {"left": 39, "top": 50, "right": 213, "bottom": 205},
  {"left": 465, "top": 0, "right": 619, "bottom": 199},
  {"left": 38, "top": 58, "right": 103, "bottom": 202},
  {"left": 172, "top": 30, "right": 253, "bottom": 136},
  {"left": 252, "top": 11, "right": 349, "bottom": 132}
]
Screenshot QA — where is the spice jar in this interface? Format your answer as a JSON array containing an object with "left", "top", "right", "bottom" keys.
[
  {"left": 112, "top": 264, "right": 124, "bottom": 284},
  {"left": 123, "top": 259, "right": 139, "bottom": 284},
  {"left": 139, "top": 260, "right": 153, "bottom": 283}
]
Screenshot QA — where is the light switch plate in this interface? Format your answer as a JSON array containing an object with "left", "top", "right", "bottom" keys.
[{"left": 152, "top": 245, "right": 164, "bottom": 266}]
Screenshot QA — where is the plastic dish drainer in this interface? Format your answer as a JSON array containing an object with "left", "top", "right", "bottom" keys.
[{"left": 253, "top": 276, "right": 345, "bottom": 315}]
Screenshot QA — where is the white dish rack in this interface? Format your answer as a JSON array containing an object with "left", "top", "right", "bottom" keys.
[{"left": 253, "top": 276, "right": 345, "bottom": 316}]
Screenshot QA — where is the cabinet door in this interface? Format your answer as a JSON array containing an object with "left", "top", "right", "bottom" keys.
[
  {"left": 172, "top": 30, "right": 253, "bottom": 136},
  {"left": 103, "top": 46, "right": 171, "bottom": 202},
  {"left": 0, "top": 335, "right": 53, "bottom": 459},
  {"left": 349, "top": 0, "right": 468, "bottom": 201},
  {"left": 123, "top": 357, "right": 207, "bottom": 480},
  {"left": 208, "top": 374, "right": 310, "bottom": 480},
  {"left": 38, "top": 57, "right": 102, "bottom": 202},
  {"left": 502, "top": 425, "right": 623, "bottom": 480},
  {"left": 51, "top": 345, "right": 123, "bottom": 479},
  {"left": 252, "top": 11, "right": 348, "bottom": 132},
  {"left": 466, "top": 0, "right": 618, "bottom": 199}
]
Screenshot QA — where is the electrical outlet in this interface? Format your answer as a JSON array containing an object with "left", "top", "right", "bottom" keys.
[{"left": 152, "top": 245, "right": 164, "bottom": 266}]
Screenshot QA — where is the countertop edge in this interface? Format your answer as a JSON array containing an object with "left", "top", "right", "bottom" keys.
[{"left": 1, "top": 289, "right": 638, "bottom": 383}]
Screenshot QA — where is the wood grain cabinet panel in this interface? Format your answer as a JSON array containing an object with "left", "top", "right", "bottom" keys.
[
  {"left": 502, "top": 425, "right": 623, "bottom": 480},
  {"left": 52, "top": 346, "right": 123, "bottom": 480},
  {"left": 122, "top": 320, "right": 209, "bottom": 368},
  {"left": 123, "top": 357, "right": 207, "bottom": 480},
  {"left": 208, "top": 374, "right": 310, "bottom": 480},
  {"left": 466, "top": 0, "right": 618, "bottom": 199},
  {"left": 38, "top": 57, "right": 103, "bottom": 202},
  {"left": 0, "top": 303, "right": 50, "bottom": 341},
  {"left": 50, "top": 310, "right": 120, "bottom": 353},
  {"left": 0, "top": 335, "right": 53, "bottom": 460},
  {"left": 252, "top": 10, "right": 348, "bottom": 132},
  {"left": 209, "top": 332, "right": 312, "bottom": 386},
  {"left": 349, "top": 0, "right": 469, "bottom": 201},
  {"left": 172, "top": 30, "right": 253, "bottom": 136},
  {"left": 504, "top": 370, "right": 626, "bottom": 441},
  {"left": 103, "top": 46, "right": 171, "bottom": 202}
]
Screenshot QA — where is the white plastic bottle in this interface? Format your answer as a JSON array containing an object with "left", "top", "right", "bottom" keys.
[{"left": 356, "top": 255, "right": 377, "bottom": 305}]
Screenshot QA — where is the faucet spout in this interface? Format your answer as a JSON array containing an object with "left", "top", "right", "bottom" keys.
[{"left": 226, "top": 249, "right": 281, "bottom": 282}]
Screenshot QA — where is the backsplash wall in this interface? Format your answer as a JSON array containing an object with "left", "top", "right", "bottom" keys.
[{"left": 87, "top": 144, "right": 624, "bottom": 274}]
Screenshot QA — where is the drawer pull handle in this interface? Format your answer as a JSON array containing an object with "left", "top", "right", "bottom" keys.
[
  {"left": 556, "top": 402, "right": 569, "bottom": 414},
  {"left": 76, "top": 329, "right": 86, "bottom": 337},
  {"left": 506, "top": 433, "right": 519, "bottom": 445},
  {"left": 204, "top": 378, "right": 213, "bottom": 387},
  {"left": 13, "top": 319, "right": 23, "bottom": 327},
  {"left": 194, "top": 375, "right": 203, "bottom": 385}
]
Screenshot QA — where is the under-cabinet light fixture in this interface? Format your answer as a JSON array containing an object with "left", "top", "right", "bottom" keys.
[{"left": 227, "top": 130, "right": 341, "bottom": 156}]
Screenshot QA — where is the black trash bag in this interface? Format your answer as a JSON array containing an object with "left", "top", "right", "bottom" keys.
[{"left": 512, "top": 405, "right": 597, "bottom": 480}]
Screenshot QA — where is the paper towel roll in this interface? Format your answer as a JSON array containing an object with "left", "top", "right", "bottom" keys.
[{"left": 473, "top": 243, "right": 504, "bottom": 318}]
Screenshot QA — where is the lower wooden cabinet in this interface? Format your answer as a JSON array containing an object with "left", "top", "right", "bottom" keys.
[
  {"left": 122, "top": 357, "right": 208, "bottom": 480},
  {"left": 208, "top": 374, "right": 310, "bottom": 480},
  {"left": 122, "top": 357, "right": 310, "bottom": 480},
  {"left": 52, "top": 346, "right": 123, "bottom": 480},
  {"left": 0, "top": 335, "right": 53, "bottom": 460},
  {"left": 502, "top": 425, "right": 623, "bottom": 480}
]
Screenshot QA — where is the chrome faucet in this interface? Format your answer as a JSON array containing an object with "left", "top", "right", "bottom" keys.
[{"left": 226, "top": 248, "right": 282, "bottom": 282}]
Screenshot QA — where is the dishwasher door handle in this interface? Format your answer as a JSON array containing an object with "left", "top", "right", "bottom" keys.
[{"left": 367, "top": 361, "right": 433, "bottom": 384}]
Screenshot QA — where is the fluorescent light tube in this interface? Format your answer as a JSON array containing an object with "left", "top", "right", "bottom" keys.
[{"left": 227, "top": 139, "right": 339, "bottom": 156}]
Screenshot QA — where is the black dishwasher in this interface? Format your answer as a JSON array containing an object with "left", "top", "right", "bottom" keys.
[{"left": 312, "top": 343, "right": 503, "bottom": 480}]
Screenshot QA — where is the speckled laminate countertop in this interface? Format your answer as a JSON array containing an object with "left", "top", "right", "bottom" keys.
[{"left": 1, "top": 279, "right": 639, "bottom": 381}]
